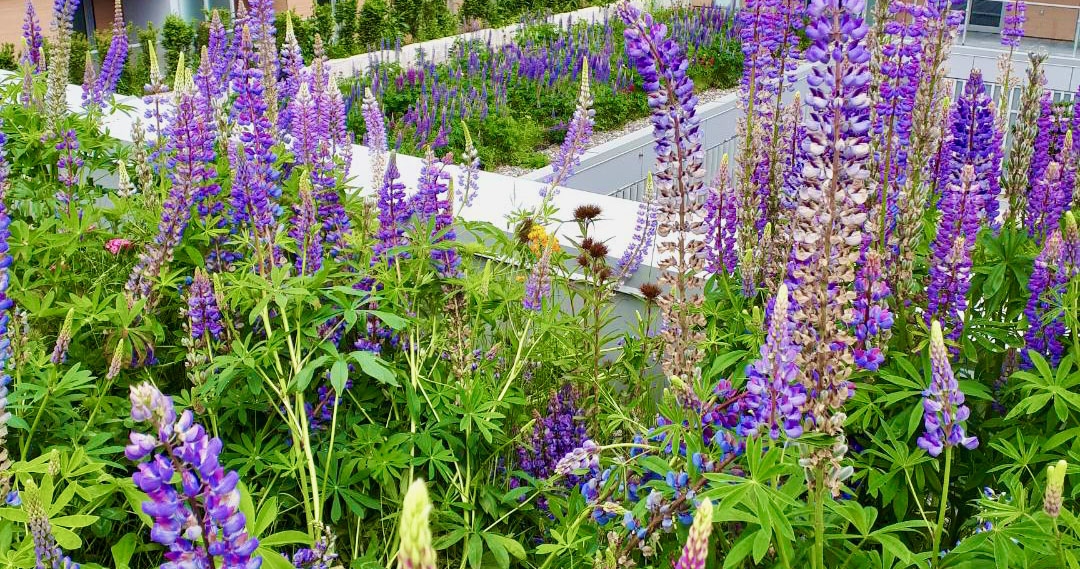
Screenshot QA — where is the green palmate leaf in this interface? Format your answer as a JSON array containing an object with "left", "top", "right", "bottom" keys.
[
  {"left": 260, "top": 530, "right": 313, "bottom": 547},
  {"left": 110, "top": 533, "right": 137, "bottom": 569},
  {"left": 467, "top": 533, "right": 484, "bottom": 569},
  {"left": 292, "top": 355, "right": 330, "bottom": 392},
  {"left": 351, "top": 350, "right": 399, "bottom": 386}
]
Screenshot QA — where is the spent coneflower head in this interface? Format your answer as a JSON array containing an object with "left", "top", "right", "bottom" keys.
[
  {"left": 639, "top": 282, "right": 662, "bottom": 301},
  {"left": 573, "top": 203, "right": 603, "bottom": 222}
]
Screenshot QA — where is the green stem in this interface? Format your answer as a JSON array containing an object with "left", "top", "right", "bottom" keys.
[
  {"left": 932, "top": 447, "right": 953, "bottom": 566},
  {"left": 812, "top": 465, "right": 826, "bottom": 569},
  {"left": 21, "top": 389, "right": 49, "bottom": 461}
]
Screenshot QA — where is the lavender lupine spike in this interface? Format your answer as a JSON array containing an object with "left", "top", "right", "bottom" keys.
[
  {"left": 397, "top": 479, "right": 436, "bottom": 569},
  {"left": 616, "top": 172, "right": 659, "bottom": 281},
  {"left": 917, "top": 321, "right": 979, "bottom": 457},
  {"left": 186, "top": 268, "right": 224, "bottom": 346},
  {"left": 44, "top": 0, "right": 80, "bottom": 136},
  {"left": 21, "top": 1, "right": 44, "bottom": 73},
  {"left": 362, "top": 87, "right": 389, "bottom": 195},
  {"left": 290, "top": 175, "right": 324, "bottom": 276},
  {"left": 24, "top": 486, "right": 80, "bottom": 569},
  {"left": 894, "top": 3, "right": 962, "bottom": 298},
  {"left": 142, "top": 41, "right": 171, "bottom": 151},
  {"left": 703, "top": 155, "right": 737, "bottom": 277},
  {"left": 946, "top": 70, "right": 999, "bottom": 228},
  {"left": 996, "top": 0, "right": 1025, "bottom": 145},
  {"left": 927, "top": 165, "right": 980, "bottom": 342},
  {"left": 851, "top": 249, "right": 893, "bottom": 370},
  {"left": 618, "top": 1, "right": 707, "bottom": 382},
  {"left": 125, "top": 382, "right": 262, "bottom": 569},
  {"left": 523, "top": 242, "right": 553, "bottom": 311},
  {"left": 278, "top": 14, "right": 305, "bottom": 132},
  {"left": 93, "top": 0, "right": 129, "bottom": 103},
  {"left": 1026, "top": 161, "right": 1065, "bottom": 244},
  {"left": 54, "top": 128, "right": 82, "bottom": 209},
  {"left": 1030, "top": 91, "right": 1056, "bottom": 185},
  {"left": 792, "top": 0, "right": 871, "bottom": 432},
  {"left": 672, "top": 499, "right": 713, "bottom": 569},
  {"left": 1023, "top": 229, "right": 1068, "bottom": 368},
  {"left": 870, "top": 1, "right": 923, "bottom": 250},
  {"left": 542, "top": 58, "right": 595, "bottom": 197},
  {"left": 745, "top": 283, "right": 807, "bottom": 439},
  {"left": 371, "top": 153, "right": 411, "bottom": 264},
  {"left": 1001, "top": 0, "right": 1026, "bottom": 47},
  {"left": 414, "top": 150, "right": 460, "bottom": 278},
  {"left": 80, "top": 52, "right": 98, "bottom": 109},
  {"left": 207, "top": 10, "right": 229, "bottom": 89},
  {"left": 457, "top": 122, "right": 480, "bottom": 209},
  {"left": 127, "top": 68, "right": 217, "bottom": 302}
]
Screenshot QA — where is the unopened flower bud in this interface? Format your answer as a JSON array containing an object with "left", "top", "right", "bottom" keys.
[
  {"left": 49, "top": 308, "right": 75, "bottom": 365},
  {"left": 398, "top": 479, "right": 436, "bottom": 569},
  {"left": 1044, "top": 459, "right": 1068, "bottom": 517}
]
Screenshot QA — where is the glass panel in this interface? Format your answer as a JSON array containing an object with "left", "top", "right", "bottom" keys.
[
  {"left": 208, "top": 0, "right": 232, "bottom": 10},
  {"left": 180, "top": 0, "right": 207, "bottom": 20},
  {"left": 969, "top": 0, "right": 1003, "bottom": 28}
]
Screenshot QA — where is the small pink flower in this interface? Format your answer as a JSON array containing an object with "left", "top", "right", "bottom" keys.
[{"left": 105, "top": 238, "right": 133, "bottom": 255}]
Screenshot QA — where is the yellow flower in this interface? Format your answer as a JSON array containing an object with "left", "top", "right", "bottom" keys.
[{"left": 527, "top": 225, "right": 560, "bottom": 255}]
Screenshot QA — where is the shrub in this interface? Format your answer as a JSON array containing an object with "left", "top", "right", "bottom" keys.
[
  {"left": 161, "top": 14, "right": 195, "bottom": 77},
  {"left": 0, "top": 44, "right": 16, "bottom": 71}
]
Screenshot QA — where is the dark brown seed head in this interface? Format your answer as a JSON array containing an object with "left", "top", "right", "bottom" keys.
[
  {"left": 577, "top": 254, "right": 591, "bottom": 268},
  {"left": 639, "top": 283, "right": 662, "bottom": 301},
  {"left": 587, "top": 240, "right": 609, "bottom": 259},
  {"left": 573, "top": 204, "right": 603, "bottom": 221},
  {"left": 516, "top": 218, "right": 535, "bottom": 244}
]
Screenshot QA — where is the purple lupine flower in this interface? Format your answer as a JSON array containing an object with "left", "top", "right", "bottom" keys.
[
  {"left": 1026, "top": 161, "right": 1065, "bottom": 244},
  {"left": 290, "top": 536, "right": 338, "bottom": 569},
  {"left": 277, "top": 15, "right": 305, "bottom": 132},
  {"left": 703, "top": 156, "right": 737, "bottom": 276},
  {"left": 458, "top": 124, "right": 480, "bottom": 209},
  {"left": 186, "top": 269, "right": 223, "bottom": 346},
  {"left": 413, "top": 150, "right": 460, "bottom": 278},
  {"left": 1001, "top": 0, "right": 1026, "bottom": 47},
  {"left": 542, "top": 59, "right": 595, "bottom": 196},
  {"left": 523, "top": 242, "right": 553, "bottom": 311},
  {"left": 673, "top": 500, "right": 713, "bottom": 569},
  {"left": 917, "top": 320, "right": 979, "bottom": 457},
  {"left": 516, "top": 385, "right": 588, "bottom": 488},
  {"left": 93, "top": 0, "right": 129, "bottom": 103},
  {"left": 1023, "top": 229, "right": 1068, "bottom": 368},
  {"left": 127, "top": 70, "right": 217, "bottom": 301},
  {"left": 21, "top": 1, "right": 44, "bottom": 73},
  {"left": 25, "top": 490, "right": 80, "bottom": 569},
  {"left": 289, "top": 176, "right": 324, "bottom": 275},
  {"left": 616, "top": 175, "right": 659, "bottom": 281},
  {"left": 228, "top": 26, "right": 279, "bottom": 262},
  {"left": 207, "top": 10, "right": 229, "bottom": 90},
  {"left": 361, "top": 87, "right": 388, "bottom": 153},
  {"left": 744, "top": 283, "right": 806, "bottom": 439},
  {"left": 851, "top": 250, "right": 893, "bottom": 370},
  {"left": 125, "top": 382, "right": 262, "bottom": 569},
  {"left": 791, "top": 0, "right": 872, "bottom": 435},
  {"left": 618, "top": 1, "right": 708, "bottom": 381},
  {"left": 946, "top": 69, "right": 999, "bottom": 226},
  {"left": 872, "top": 1, "right": 924, "bottom": 247},
  {"left": 927, "top": 164, "right": 980, "bottom": 342},
  {"left": 553, "top": 439, "right": 599, "bottom": 475},
  {"left": 0, "top": 125, "right": 14, "bottom": 480},
  {"left": 44, "top": 0, "right": 80, "bottom": 135},
  {"left": 1030, "top": 92, "right": 1055, "bottom": 188},
  {"left": 55, "top": 128, "right": 82, "bottom": 194},
  {"left": 80, "top": 52, "right": 98, "bottom": 108},
  {"left": 371, "top": 154, "right": 411, "bottom": 264}
]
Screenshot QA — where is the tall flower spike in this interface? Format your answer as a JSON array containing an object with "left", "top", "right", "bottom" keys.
[
  {"left": 458, "top": 122, "right": 480, "bottom": 209},
  {"left": 125, "top": 382, "right": 261, "bottom": 568},
  {"left": 851, "top": 249, "right": 892, "bottom": 370},
  {"left": 673, "top": 499, "right": 714, "bottom": 569},
  {"left": 703, "top": 155, "right": 737, "bottom": 277},
  {"left": 926, "top": 162, "right": 981, "bottom": 342},
  {"left": 542, "top": 58, "right": 595, "bottom": 197},
  {"left": 21, "top": 1, "right": 44, "bottom": 73},
  {"left": 792, "top": 0, "right": 871, "bottom": 434},
  {"left": 362, "top": 87, "right": 389, "bottom": 196},
  {"left": 916, "top": 320, "right": 979, "bottom": 457},
  {"left": 1004, "top": 51, "right": 1047, "bottom": 226},
  {"left": 616, "top": 172, "right": 659, "bottom": 282},
  {"left": 207, "top": 10, "right": 229, "bottom": 89},
  {"left": 0, "top": 123, "right": 14, "bottom": 481},
  {"left": 618, "top": 1, "right": 707, "bottom": 383},
  {"left": 1026, "top": 161, "right": 1065, "bottom": 244},
  {"left": 1023, "top": 229, "right": 1067, "bottom": 368},
  {"left": 414, "top": 150, "right": 460, "bottom": 278},
  {"left": 187, "top": 268, "right": 224, "bottom": 346},
  {"left": 80, "top": 51, "right": 98, "bottom": 109},
  {"left": 290, "top": 174, "right": 324, "bottom": 276},
  {"left": 946, "top": 70, "right": 999, "bottom": 228},
  {"left": 44, "top": 0, "right": 80, "bottom": 136},
  {"left": 24, "top": 484, "right": 80, "bottom": 569},
  {"left": 278, "top": 14, "right": 305, "bottom": 132},
  {"left": 127, "top": 64, "right": 216, "bottom": 303},
  {"left": 93, "top": 0, "right": 129, "bottom": 104},
  {"left": 398, "top": 479, "right": 436, "bottom": 569},
  {"left": 523, "top": 242, "right": 553, "bottom": 311},
  {"left": 745, "top": 283, "right": 807, "bottom": 439}
]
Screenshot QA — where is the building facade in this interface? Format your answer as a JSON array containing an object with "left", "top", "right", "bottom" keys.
[{"left": 0, "top": 0, "right": 320, "bottom": 48}]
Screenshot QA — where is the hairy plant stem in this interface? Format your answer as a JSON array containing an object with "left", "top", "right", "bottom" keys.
[
  {"left": 812, "top": 468, "right": 826, "bottom": 569},
  {"left": 932, "top": 446, "right": 953, "bottom": 566}
]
